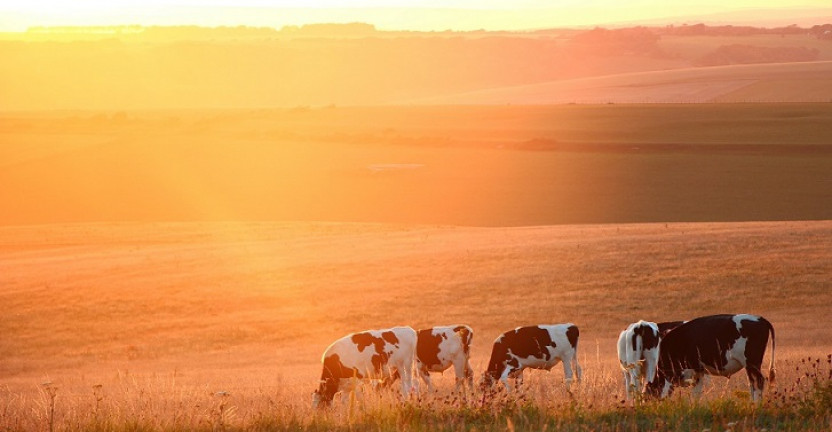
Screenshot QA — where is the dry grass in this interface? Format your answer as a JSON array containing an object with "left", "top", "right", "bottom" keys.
[{"left": 1, "top": 220, "right": 830, "bottom": 430}]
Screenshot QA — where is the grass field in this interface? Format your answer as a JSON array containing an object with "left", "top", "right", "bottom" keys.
[
  {"left": 2, "top": 103, "right": 830, "bottom": 430},
  {"left": 2, "top": 104, "right": 831, "bottom": 226},
  {"left": 1, "top": 220, "right": 830, "bottom": 430}
]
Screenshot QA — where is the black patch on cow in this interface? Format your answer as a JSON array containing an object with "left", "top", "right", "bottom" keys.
[
  {"left": 632, "top": 323, "right": 659, "bottom": 351},
  {"left": 648, "top": 314, "right": 774, "bottom": 397},
  {"left": 454, "top": 326, "right": 473, "bottom": 356},
  {"left": 416, "top": 328, "right": 444, "bottom": 371},
  {"left": 381, "top": 331, "right": 399, "bottom": 346},
  {"left": 317, "top": 353, "right": 363, "bottom": 403},
  {"left": 566, "top": 325, "right": 580, "bottom": 349},
  {"left": 350, "top": 332, "right": 390, "bottom": 373},
  {"left": 351, "top": 332, "right": 382, "bottom": 352},
  {"left": 322, "top": 353, "right": 364, "bottom": 380},
  {"left": 484, "top": 326, "right": 555, "bottom": 381},
  {"left": 656, "top": 315, "right": 738, "bottom": 380}
]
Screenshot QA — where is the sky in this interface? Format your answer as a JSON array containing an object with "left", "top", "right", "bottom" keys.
[{"left": 1, "top": 0, "right": 830, "bottom": 32}]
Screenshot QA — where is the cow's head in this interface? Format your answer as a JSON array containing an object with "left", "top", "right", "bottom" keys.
[
  {"left": 644, "top": 368, "right": 677, "bottom": 399},
  {"left": 311, "top": 389, "right": 324, "bottom": 409},
  {"left": 312, "top": 379, "right": 336, "bottom": 409}
]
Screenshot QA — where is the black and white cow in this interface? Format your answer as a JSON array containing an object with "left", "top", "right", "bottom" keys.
[
  {"left": 645, "top": 314, "right": 776, "bottom": 402},
  {"left": 617, "top": 320, "right": 686, "bottom": 400},
  {"left": 481, "top": 324, "right": 582, "bottom": 391},
  {"left": 385, "top": 325, "right": 475, "bottom": 392},
  {"left": 415, "top": 325, "right": 474, "bottom": 392},
  {"left": 312, "top": 326, "right": 417, "bottom": 408},
  {"left": 618, "top": 320, "right": 661, "bottom": 399}
]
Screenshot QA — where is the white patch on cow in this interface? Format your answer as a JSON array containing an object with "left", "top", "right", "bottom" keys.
[
  {"left": 733, "top": 314, "right": 759, "bottom": 332},
  {"left": 723, "top": 336, "right": 748, "bottom": 376}
]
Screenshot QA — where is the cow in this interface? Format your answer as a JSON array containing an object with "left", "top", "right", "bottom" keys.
[
  {"left": 617, "top": 320, "right": 661, "bottom": 400},
  {"left": 312, "top": 326, "right": 417, "bottom": 408},
  {"left": 645, "top": 314, "right": 775, "bottom": 402},
  {"left": 618, "top": 320, "right": 687, "bottom": 400},
  {"left": 481, "top": 324, "right": 582, "bottom": 392},
  {"left": 383, "top": 325, "right": 474, "bottom": 392},
  {"left": 415, "top": 325, "right": 474, "bottom": 392}
]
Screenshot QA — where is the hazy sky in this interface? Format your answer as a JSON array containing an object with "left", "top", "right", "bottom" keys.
[{"left": 1, "top": 0, "right": 830, "bottom": 31}]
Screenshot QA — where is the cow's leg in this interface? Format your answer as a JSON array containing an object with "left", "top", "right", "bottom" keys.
[
  {"left": 622, "top": 367, "right": 635, "bottom": 400},
  {"left": 573, "top": 353, "right": 583, "bottom": 383},
  {"left": 355, "top": 382, "right": 366, "bottom": 405},
  {"left": 660, "top": 379, "right": 673, "bottom": 399},
  {"left": 452, "top": 359, "right": 472, "bottom": 393},
  {"left": 562, "top": 357, "right": 575, "bottom": 390},
  {"left": 622, "top": 369, "right": 631, "bottom": 400},
  {"left": 398, "top": 365, "right": 414, "bottom": 399},
  {"left": 340, "top": 378, "right": 357, "bottom": 407},
  {"left": 382, "top": 369, "right": 401, "bottom": 389},
  {"left": 464, "top": 359, "right": 475, "bottom": 392},
  {"left": 632, "top": 368, "right": 643, "bottom": 396},
  {"left": 500, "top": 367, "right": 516, "bottom": 392},
  {"left": 419, "top": 366, "right": 434, "bottom": 392},
  {"left": 746, "top": 365, "right": 765, "bottom": 403}
]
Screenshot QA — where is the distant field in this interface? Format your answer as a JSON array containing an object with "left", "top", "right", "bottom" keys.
[
  {"left": 0, "top": 221, "right": 830, "bottom": 430},
  {"left": 2, "top": 104, "right": 831, "bottom": 226},
  {"left": 3, "top": 29, "right": 832, "bottom": 109},
  {"left": 413, "top": 61, "right": 832, "bottom": 104}
]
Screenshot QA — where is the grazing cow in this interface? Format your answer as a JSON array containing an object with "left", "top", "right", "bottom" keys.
[
  {"left": 312, "top": 326, "right": 417, "bottom": 408},
  {"left": 618, "top": 320, "right": 687, "bottom": 399},
  {"left": 645, "top": 314, "right": 775, "bottom": 402},
  {"left": 481, "top": 324, "right": 582, "bottom": 391},
  {"left": 415, "top": 325, "right": 474, "bottom": 392},
  {"left": 387, "top": 325, "right": 474, "bottom": 392},
  {"left": 617, "top": 320, "right": 661, "bottom": 399}
]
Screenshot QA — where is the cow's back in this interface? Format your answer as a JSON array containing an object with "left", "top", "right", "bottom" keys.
[
  {"left": 659, "top": 314, "right": 766, "bottom": 372},
  {"left": 323, "top": 326, "right": 416, "bottom": 377}
]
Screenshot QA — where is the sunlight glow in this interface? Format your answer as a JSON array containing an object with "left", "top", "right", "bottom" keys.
[{"left": 2, "top": 0, "right": 831, "bottom": 32}]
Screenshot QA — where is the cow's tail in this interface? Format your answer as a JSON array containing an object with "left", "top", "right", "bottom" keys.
[{"left": 767, "top": 320, "right": 776, "bottom": 383}]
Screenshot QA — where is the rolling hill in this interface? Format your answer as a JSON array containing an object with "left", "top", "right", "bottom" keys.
[{"left": 409, "top": 61, "right": 832, "bottom": 105}]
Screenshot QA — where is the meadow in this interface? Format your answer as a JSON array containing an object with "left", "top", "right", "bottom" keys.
[
  {"left": 1, "top": 220, "right": 831, "bottom": 431},
  {"left": 2, "top": 103, "right": 831, "bottom": 430}
]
